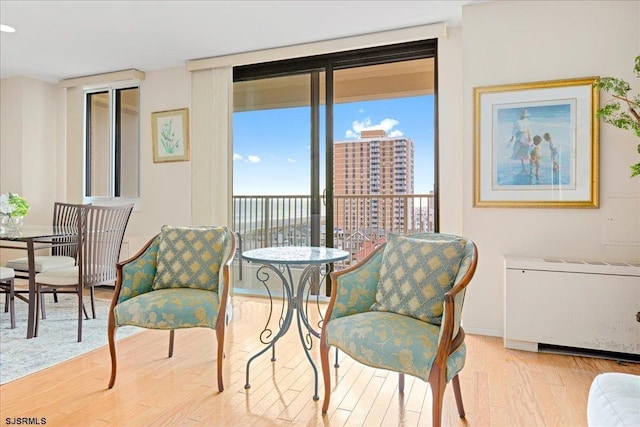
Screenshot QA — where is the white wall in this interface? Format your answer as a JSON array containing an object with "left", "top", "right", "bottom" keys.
[{"left": 460, "top": 0, "right": 640, "bottom": 336}]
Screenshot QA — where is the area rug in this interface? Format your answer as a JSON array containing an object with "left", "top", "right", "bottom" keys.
[{"left": 0, "top": 294, "right": 142, "bottom": 384}]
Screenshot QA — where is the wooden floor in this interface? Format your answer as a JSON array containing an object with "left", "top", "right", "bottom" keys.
[{"left": 1, "top": 293, "right": 638, "bottom": 426}]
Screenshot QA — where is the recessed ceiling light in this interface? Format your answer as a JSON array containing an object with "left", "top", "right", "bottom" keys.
[{"left": 0, "top": 24, "right": 16, "bottom": 33}]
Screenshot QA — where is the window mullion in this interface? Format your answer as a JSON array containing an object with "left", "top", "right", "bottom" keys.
[{"left": 109, "top": 87, "right": 116, "bottom": 198}]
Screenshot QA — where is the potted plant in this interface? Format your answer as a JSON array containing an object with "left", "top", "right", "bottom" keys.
[{"left": 594, "top": 55, "right": 640, "bottom": 177}]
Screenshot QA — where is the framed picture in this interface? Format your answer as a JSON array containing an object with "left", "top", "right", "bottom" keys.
[
  {"left": 152, "top": 108, "right": 190, "bottom": 163},
  {"left": 473, "top": 77, "right": 599, "bottom": 208}
]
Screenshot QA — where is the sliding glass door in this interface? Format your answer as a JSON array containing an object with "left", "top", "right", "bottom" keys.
[{"left": 232, "top": 40, "right": 437, "bottom": 295}]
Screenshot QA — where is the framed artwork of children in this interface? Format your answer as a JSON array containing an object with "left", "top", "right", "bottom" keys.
[
  {"left": 473, "top": 77, "right": 600, "bottom": 208},
  {"left": 152, "top": 108, "right": 190, "bottom": 163}
]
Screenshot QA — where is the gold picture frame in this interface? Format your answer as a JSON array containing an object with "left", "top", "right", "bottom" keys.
[
  {"left": 152, "top": 108, "right": 190, "bottom": 163},
  {"left": 473, "top": 77, "right": 599, "bottom": 208}
]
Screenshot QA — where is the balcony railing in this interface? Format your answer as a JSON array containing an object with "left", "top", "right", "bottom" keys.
[{"left": 233, "top": 193, "right": 434, "bottom": 266}]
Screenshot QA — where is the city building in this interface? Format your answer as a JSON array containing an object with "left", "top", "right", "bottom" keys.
[{"left": 333, "top": 129, "right": 414, "bottom": 255}]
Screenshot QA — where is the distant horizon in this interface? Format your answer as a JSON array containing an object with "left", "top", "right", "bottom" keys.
[{"left": 232, "top": 95, "right": 435, "bottom": 195}]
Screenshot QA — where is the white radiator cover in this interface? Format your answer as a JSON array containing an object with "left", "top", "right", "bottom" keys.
[{"left": 504, "top": 256, "right": 640, "bottom": 356}]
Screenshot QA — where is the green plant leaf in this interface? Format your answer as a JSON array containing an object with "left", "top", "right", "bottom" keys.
[{"left": 594, "top": 54, "right": 640, "bottom": 177}]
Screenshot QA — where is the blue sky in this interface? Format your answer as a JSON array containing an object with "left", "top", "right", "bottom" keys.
[{"left": 232, "top": 95, "right": 435, "bottom": 195}]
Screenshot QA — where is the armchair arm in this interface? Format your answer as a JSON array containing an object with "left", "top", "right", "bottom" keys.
[
  {"left": 326, "top": 244, "right": 385, "bottom": 322},
  {"left": 215, "top": 229, "right": 237, "bottom": 330},
  {"left": 113, "top": 234, "right": 160, "bottom": 305},
  {"left": 437, "top": 240, "right": 478, "bottom": 355}
]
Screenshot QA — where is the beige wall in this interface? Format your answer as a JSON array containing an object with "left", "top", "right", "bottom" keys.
[
  {"left": 134, "top": 67, "right": 192, "bottom": 243},
  {"left": 1, "top": 0, "right": 638, "bottom": 336},
  {"left": 0, "top": 77, "right": 58, "bottom": 226},
  {"left": 461, "top": 0, "right": 640, "bottom": 335}
]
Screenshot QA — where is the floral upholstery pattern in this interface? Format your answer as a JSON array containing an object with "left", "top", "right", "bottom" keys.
[
  {"left": 114, "top": 288, "right": 220, "bottom": 329},
  {"left": 371, "top": 234, "right": 466, "bottom": 324},
  {"left": 153, "top": 225, "right": 230, "bottom": 291},
  {"left": 328, "top": 249, "right": 383, "bottom": 320},
  {"left": 117, "top": 235, "right": 160, "bottom": 304},
  {"left": 325, "top": 311, "right": 466, "bottom": 383}
]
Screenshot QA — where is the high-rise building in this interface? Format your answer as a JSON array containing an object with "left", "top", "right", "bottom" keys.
[{"left": 333, "top": 129, "right": 414, "bottom": 242}]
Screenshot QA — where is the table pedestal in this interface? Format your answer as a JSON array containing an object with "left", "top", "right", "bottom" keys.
[{"left": 244, "top": 262, "right": 329, "bottom": 401}]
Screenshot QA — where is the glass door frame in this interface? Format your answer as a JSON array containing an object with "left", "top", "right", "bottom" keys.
[{"left": 233, "top": 39, "right": 439, "bottom": 294}]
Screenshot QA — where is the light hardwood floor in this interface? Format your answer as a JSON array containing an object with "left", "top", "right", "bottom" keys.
[{"left": 1, "top": 293, "right": 638, "bottom": 426}]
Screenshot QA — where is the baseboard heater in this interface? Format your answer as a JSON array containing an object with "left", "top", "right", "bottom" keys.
[{"left": 504, "top": 256, "right": 640, "bottom": 358}]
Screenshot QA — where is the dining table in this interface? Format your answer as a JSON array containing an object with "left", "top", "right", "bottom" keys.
[{"left": 0, "top": 225, "right": 77, "bottom": 338}]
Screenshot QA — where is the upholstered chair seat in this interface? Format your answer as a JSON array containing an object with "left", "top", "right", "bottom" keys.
[
  {"left": 325, "top": 310, "right": 466, "bottom": 384},
  {"left": 114, "top": 288, "right": 221, "bottom": 330}
]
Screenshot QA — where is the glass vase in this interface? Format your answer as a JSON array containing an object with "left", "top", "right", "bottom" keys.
[{"left": 0, "top": 215, "right": 24, "bottom": 233}]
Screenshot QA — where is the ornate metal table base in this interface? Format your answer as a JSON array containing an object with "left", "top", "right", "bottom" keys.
[{"left": 242, "top": 246, "right": 348, "bottom": 401}]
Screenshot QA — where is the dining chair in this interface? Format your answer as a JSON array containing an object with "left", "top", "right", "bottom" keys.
[
  {"left": 6, "top": 202, "right": 83, "bottom": 315},
  {"left": 107, "top": 225, "right": 236, "bottom": 392},
  {"left": 320, "top": 233, "right": 478, "bottom": 427},
  {"left": 6, "top": 202, "right": 81, "bottom": 275},
  {"left": 0, "top": 267, "right": 16, "bottom": 329},
  {"left": 34, "top": 204, "right": 134, "bottom": 342}
]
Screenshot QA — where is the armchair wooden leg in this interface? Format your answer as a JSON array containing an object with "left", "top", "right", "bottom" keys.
[
  {"left": 429, "top": 375, "right": 446, "bottom": 427},
  {"left": 452, "top": 374, "right": 466, "bottom": 418},
  {"left": 168, "top": 330, "right": 175, "bottom": 358},
  {"left": 107, "top": 313, "right": 118, "bottom": 389},
  {"left": 320, "top": 338, "right": 331, "bottom": 414},
  {"left": 216, "top": 328, "right": 225, "bottom": 392}
]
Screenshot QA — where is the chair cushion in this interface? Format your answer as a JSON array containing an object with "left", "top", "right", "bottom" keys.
[
  {"left": 371, "top": 234, "right": 465, "bottom": 324},
  {"left": 325, "top": 310, "right": 465, "bottom": 383},
  {"left": 6, "top": 256, "right": 75, "bottom": 272},
  {"left": 153, "top": 225, "right": 230, "bottom": 291},
  {"left": 35, "top": 266, "right": 78, "bottom": 286},
  {"left": 114, "top": 288, "right": 221, "bottom": 329},
  {"left": 0, "top": 267, "right": 15, "bottom": 280}
]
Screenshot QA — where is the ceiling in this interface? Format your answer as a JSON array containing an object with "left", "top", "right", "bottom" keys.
[{"left": 0, "top": 0, "right": 483, "bottom": 84}]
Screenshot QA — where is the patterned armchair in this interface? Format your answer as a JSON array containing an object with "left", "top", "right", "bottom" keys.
[
  {"left": 320, "top": 233, "right": 478, "bottom": 427},
  {"left": 107, "top": 225, "right": 237, "bottom": 392}
]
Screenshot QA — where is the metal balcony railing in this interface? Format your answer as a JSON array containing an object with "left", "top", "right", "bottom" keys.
[{"left": 233, "top": 193, "right": 434, "bottom": 266}]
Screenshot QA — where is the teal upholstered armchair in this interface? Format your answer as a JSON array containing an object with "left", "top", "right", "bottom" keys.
[
  {"left": 107, "top": 225, "right": 237, "bottom": 392},
  {"left": 320, "top": 233, "right": 478, "bottom": 427}
]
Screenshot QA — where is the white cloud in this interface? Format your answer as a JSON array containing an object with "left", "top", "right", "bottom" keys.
[
  {"left": 287, "top": 158, "right": 296, "bottom": 163},
  {"left": 345, "top": 117, "right": 402, "bottom": 138},
  {"left": 234, "top": 153, "right": 262, "bottom": 163}
]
